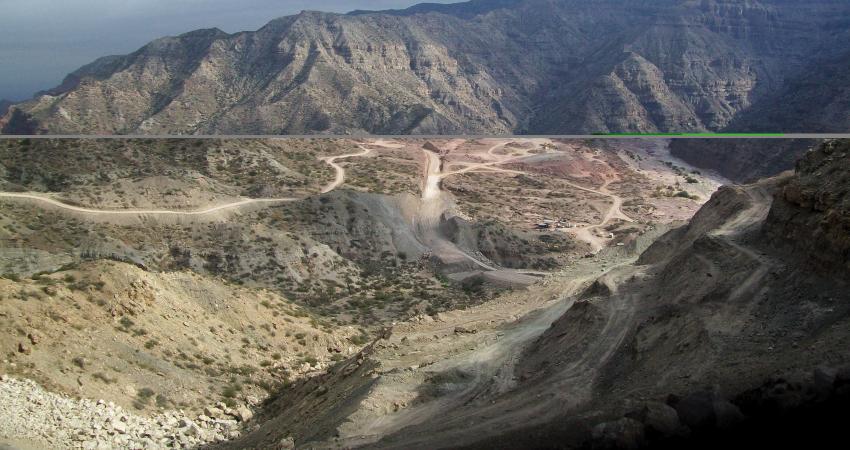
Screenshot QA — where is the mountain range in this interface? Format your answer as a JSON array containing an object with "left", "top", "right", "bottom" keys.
[{"left": 2, "top": 0, "right": 850, "bottom": 135}]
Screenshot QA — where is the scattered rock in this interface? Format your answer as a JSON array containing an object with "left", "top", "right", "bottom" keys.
[
  {"left": 454, "top": 326, "right": 477, "bottom": 335},
  {"left": 0, "top": 375, "right": 246, "bottom": 449},
  {"left": 236, "top": 405, "right": 254, "bottom": 422},
  {"left": 275, "top": 436, "right": 296, "bottom": 449},
  {"left": 204, "top": 405, "right": 224, "bottom": 418},
  {"left": 111, "top": 419, "right": 127, "bottom": 434}
]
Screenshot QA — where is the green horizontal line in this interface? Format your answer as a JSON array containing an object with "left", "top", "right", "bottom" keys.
[{"left": 593, "top": 132, "right": 786, "bottom": 137}]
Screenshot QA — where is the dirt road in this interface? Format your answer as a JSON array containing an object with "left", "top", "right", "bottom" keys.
[
  {"left": 416, "top": 144, "right": 541, "bottom": 282},
  {"left": 564, "top": 179, "right": 634, "bottom": 253},
  {"left": 0, "top": 142, "right": 381, "bottom": 217},
  {"left": 0, "top": 192, "right": 296, "bottom": 216},
  {"left": 319, "top": 145, "right": 372, "bottom": 193},
  {"left": 300, "top": 182, "right": 774, "bottom": 450},
  {"left": 323, "top": 254, "right": 641, "bottom": 449}
]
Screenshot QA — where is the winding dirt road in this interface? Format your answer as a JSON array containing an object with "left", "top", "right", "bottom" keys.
[
  {"left": 564, "top": 178, "right": 634, "bottom": 253},
  {"left": 413, "top": 139, "right": 636, "bottom": 274},
  {"left": 0, "top": 143, "right": 381, "bottom": 218},
  {"left": 438, "top": 140, "right": 634, "bottom": 253},
  {"left": 319, "top": 145, "right": 372, "bottom": 194},
  {"left": 0, "top": 139, "right": 629, "bottom": 245},
  {"left": 0, "top": 192, "right": 296, "bottom": 216}
]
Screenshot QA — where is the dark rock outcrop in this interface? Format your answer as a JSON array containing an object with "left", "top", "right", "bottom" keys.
[{"left": 763, "top": 140, "right": 850, "bottom": 275}]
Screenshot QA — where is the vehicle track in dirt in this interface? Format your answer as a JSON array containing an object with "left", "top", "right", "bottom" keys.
[
  {"left": 0, "top": 143, "right": 384, "bottom": 218},
  {"left": 0, "top": 192, "right": 297, "bottom": 216}
]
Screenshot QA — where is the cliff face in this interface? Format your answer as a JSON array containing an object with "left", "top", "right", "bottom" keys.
[
  {"left": 3, "top": 0, "right": 850, "bottom": 134},
  {"left": 764, "top": 140, "right": 850, "bottom": 275},
  {"left": 669, "top": 139, "right": 819, "bottom": 183},
  {"left": 725, "top": 48, "right": 850, "bottom": 133}
]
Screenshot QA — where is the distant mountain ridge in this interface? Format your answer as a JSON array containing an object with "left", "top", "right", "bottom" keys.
[
  {"left": 3, "top": 0, "right": 850, "bottom": 134},
  {"left": 0, "top": 99, "right": 11, "bottom": 117}
]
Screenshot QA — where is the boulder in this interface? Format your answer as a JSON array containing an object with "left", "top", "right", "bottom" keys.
[
  {"left": 833, "top": 366, "right": 850, "bottom": 395},
  {"left": 110, "top": 420, "right": 127, "bottom": 434},
  {"left": 274, "top": 436, "right": 296, "bottom": 449},
  {"left": 454, "top": 326, "right": 477, "bottom": 335},
  {"left": 813, "top": 366, "right": 837, "bottom": 392},
  {"left": 626, "top": 401, "right": 685, "bottom": 437},
  {"left": 671, "top": 391, "right": 716, "bottom": 430},
  {"left": 236, "top": 405, "right": 253, "bottom": 422},
  {"left": 671, "top": 391, "right": 745, "bottom": 431},
  {"left": 204, "top": 405, "right": 224, "bottom": 418},
  {"left": 591, "top": 417, "right": 645, "bottom": 449},
  {"left": 713, "top": 399, "right": 745, "bottom": 429}
]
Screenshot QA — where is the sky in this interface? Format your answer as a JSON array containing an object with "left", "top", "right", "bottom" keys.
[{"left": 0, "top": 0, "right": 456, "bottom": 101}]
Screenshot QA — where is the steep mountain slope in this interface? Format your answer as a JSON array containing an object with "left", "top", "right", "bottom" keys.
[
  {"left": 669, "top": 139, "right": 820, "bottom": 183},
  {"left": 724, "top": 48, "right": 850, "bottom": 133},
  {"left": 213, "top": 140, "right": 850, "bottom": 449},
  {"left": 3, "top": 0, "right": 850, "bottom": 134},
  {"left": 459, "top": 141, "right": 850, "bottom": 448},
  {"left": 762, "top": 139, "right": 850, "bottom": 274},
  {"left": 0, "top": 260, "right": 358, "bottom": 416}
]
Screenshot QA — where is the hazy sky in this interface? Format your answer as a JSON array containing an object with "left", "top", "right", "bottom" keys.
[{"left": 0, "top": 0, "right": 456, "bottom": 101}]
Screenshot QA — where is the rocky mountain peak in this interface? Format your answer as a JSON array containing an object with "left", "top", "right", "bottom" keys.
[{"left": 2, "top": 0, "right": 849, "bottom": 135}]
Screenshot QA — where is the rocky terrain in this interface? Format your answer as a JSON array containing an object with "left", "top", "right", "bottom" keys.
[
  {"left": 724, "top": 48, "right": 850, "bottom": 134},
  {"left": 0, "top": 375, "right": 251, "bottom": 449},
  {"left": 0, "top": 136, "right": 722, "bottom": 448},
  {"left": 669, "top": 139, "right": 821, "bottom": 183},
  {"left": 9, "top": 137, "right": 846, "bottom": 449},
  {"left": 763, "top": 139, "right": 850, "bottom": 275},
  {"left": 3, "top": 0, "right": 850, "bottom": 134},
  {"left": 190, "top": 139, "right": 850, "bottom": 449}
]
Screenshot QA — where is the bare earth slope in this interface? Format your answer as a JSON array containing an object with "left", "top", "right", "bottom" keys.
[
  {"left": 0, "top": 137, "right": 718, "bottom": 449},
  {"left": 212, "top": 140, "right": 850, "bottom": 449},
  {"left": 4, "top": 0, "right": 850, "bottom": 134}
]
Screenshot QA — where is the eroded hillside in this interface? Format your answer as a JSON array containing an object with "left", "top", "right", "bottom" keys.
[
  {"left": 206, "top": 140, "right": 850, "bottom": 449},
  {"left": 0, "top": 137, "right": 720, "bottom": 448}
]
